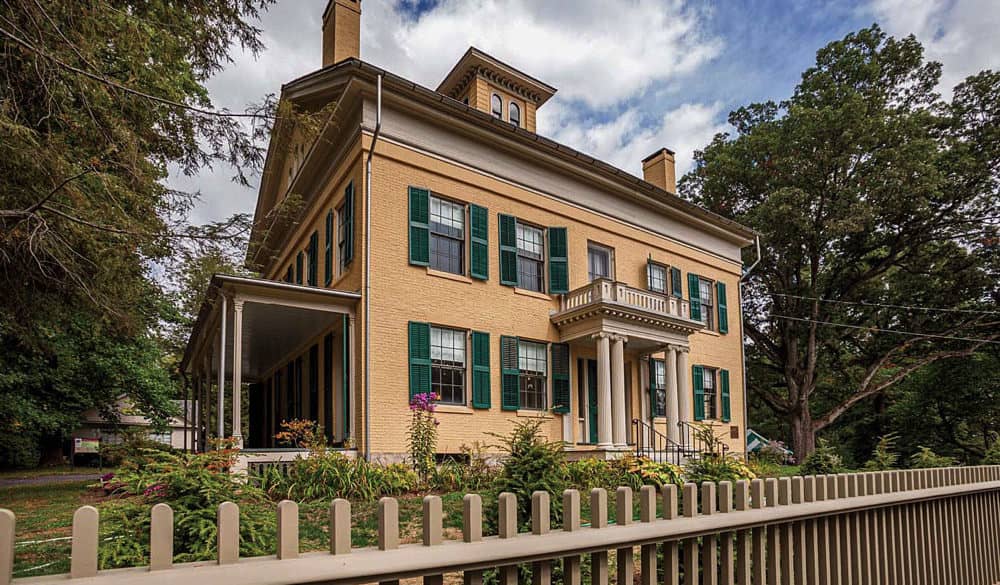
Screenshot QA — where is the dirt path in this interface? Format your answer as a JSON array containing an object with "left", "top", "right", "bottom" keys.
[{"left": 0, "top": 473, "right": 101, "bottom": 487}]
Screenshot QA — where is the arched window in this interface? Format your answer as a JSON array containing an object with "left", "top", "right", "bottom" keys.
[
  {"left": 509, "top": 102, "right": 521, "bottom": 127},
  {"left": 491, "top": 94, "right": 503, "bottom": 118}
]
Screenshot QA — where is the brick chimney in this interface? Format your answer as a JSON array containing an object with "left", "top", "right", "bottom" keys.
[
  {"left": 642, "top": 148, "right": 677, "bottom": 194},
  {"left": 322, "top": 0, "right": 361, "bottom": 67}
]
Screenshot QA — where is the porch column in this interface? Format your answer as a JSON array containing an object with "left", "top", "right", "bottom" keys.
[
  {"left": 665, "top": 346, "right": 680, "bottom": 443},
  {"left": 611, "top": 334, "right": 628, "bottom": 449},
  {"left": 676, "top": 347, "right": 691, "bottom": 429},
  {"left": 594, "top": 333, "right": 613, "bottom": 449},
  {"left": 217, "top": 294, "right": 227, "bottom": 441},
  {"left": 639, "top": 356, "right": 650, "bottom": 446},
  {"left": 231, "top": 298, "right": 244, "bottom": 448}
]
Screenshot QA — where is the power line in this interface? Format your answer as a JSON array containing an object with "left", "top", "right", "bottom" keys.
[
  {"left": 766, "top": 292, "right": 1000, "bottom": 316},
  {"left": 769, "top": 314, "right": 1000, "bottom": 345}
]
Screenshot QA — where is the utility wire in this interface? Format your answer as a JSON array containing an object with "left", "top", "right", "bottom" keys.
[
  {"left": 766, "top": 292, "right": 1000, "bottom": 315},
  {"left": 769, "top": 314, "right": 1000, "bottom": 345}
]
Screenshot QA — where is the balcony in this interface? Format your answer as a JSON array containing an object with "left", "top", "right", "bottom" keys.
[{"left": 550, "top": 279, "right": 703, "bottom": 347}]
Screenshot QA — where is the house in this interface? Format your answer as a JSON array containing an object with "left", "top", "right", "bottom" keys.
[
  {"left": 179, "top": 0, "right": 756, "bottom": 466},
  {"left": 73, "top": 398, "right": 196, "bottom": 453}
]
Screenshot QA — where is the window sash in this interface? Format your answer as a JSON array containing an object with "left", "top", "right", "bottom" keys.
[
  {"left": 648, "top": 264, "right": 667, "bottom": 293},
  {"left": 702, "top": 368, "right": 717, "bottom": 419},
  {"left": 430, "top": 327, "right": 466, "bottom": 405},
  {"left": 337, "top": 203, "right": 349, "bottom": 272},
  {"left": 699, "top": 278, "right": 715, "bottom": 329},
  {"left": 519, "top": 374, "right": 547, "bottom": 410},
  {"left": 587, "top": 245, "right": 611, "bottom": 281}
]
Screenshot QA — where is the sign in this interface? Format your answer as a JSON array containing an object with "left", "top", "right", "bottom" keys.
[{"left": 74, "top": 437, "right": 100, "bottom": 454}]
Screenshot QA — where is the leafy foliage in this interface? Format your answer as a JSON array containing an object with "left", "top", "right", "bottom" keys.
[
  {"left": 909, "top": 447, "right": 955, "bottom": 469},
  {"left": 864, "top": 434, "right": 900, "bottom": 471},
  {"left": 684, "top": 454, "right": 757, "bottom": 485},
  {"left": 408, "top": 393, "right": 440, "bottom": 482},
  {"left": 489, "top": 420, "right": 568, "bottom": 530},
  {"left": 983, "top": 435, "right": 1000, "bottom": 465},
  {"left": 430, "top": 443, "right": 495, "bottom": 493},
  {"left": 800, "top": 439, "right": 846, "bottom": 475}
]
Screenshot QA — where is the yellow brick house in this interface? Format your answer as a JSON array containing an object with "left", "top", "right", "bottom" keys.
[{"left": 180, "top": 0, "right": 757, "bottom": 466}]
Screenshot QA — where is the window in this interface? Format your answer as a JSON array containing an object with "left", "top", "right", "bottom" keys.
[
  {"left": 587, "top": 243, "right": 613, "bottom": 281},
  {"left": 518, "top": 340, "right": 547, "bottom": 410},
  {"left": 516, "top": 223, "right": 545, "bottom": 292},
  {"left": 648, "top": 262, "right": 667, "bottom": 293},
  {"left": 429, "top": 196, "right": 465, "bottom": 274},
  {"left": 699, "top": 278, "right": 715, "bottom": 329},
  {"left": 431, "top": 326, "right": 466, "bottom": 405},
  {"left": 491, "top": 94, "right": 503, "bottom": 118},
  {"left": 702, "top": 367, "right": 718, "bottom": 419},
  {"left": 651, "top": 359, "right": 666, "bottom": 417},
  {"left": 337, "top": 201, "right": 349, "bottom": 273},
  {"left": 509, "top": 102, "right": 521, "bottom": 127}
]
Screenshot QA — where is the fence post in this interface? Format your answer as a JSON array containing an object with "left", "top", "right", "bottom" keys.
[
  {"left": 378, "top": 498, "right": 400, "bottom": 585},
  {"left": 590, "top": 489, "right": 609, "bottom": 585},
  {"left": 640, "top": 486, "right": 657, "bottom": 585},
  {"left": 701, "top": 483, "right": 718, "bottom": 585},
  {"left": 661, "top": 485, "right": 680, "bottom": 585},
  {"left": 497, "top": 493, "right": 518, "bottom": 585},
  {"left": 277, "top": 500, "right": 299, "bottom": 560},
  {"left": 764, "top": 478, "right": 780, "bottom": 585},
  {"left": 422, "top": 495, "right": 444, "bottom": 585},
  {"left": 462, "top": 494, "right": 483, "bottom": 585},
  {"left": 616, "top": 487, "right": 634, "bottom": 585},
  {"left": 330, "top": 499, "right": 351, "bottom": 555},
  {"left": 790, "top": 478, "right": 806, "bottom": 583},
  {"left": 531, "top": 492, "right": 551, "bottom": 585},
  {"left": 825, "top": 475, "right": 841, "bottom": 584},
  {"left": 777, "top": 478, "right": 792, "bottom": 585},
  {"left": 836, "top": 475, "right": 852, "bottom": 585},
  {"left": 150, "top": 503, "right": 174, "bottom": 570},
  {"left": 217, "top": 502, "right": 239, "bottom": 566},
  {"left": 71, "top": 505, "right": 99, "bottom": 578},
  {"left": 734, "top": 481, "right": 751, "bottom": 585},
  {"left": 563, "top": 490, "right": 582, "bottom": 585},
  {"left": 682, "top": 483, "right": 699, "bottom": 585},
  {"left": 1, "top": 509, "right": 14, "bottom": 585},
  {"left": 718, "top": 481, "right": 734, "bottom": 585},
  {"left": 750, "top": 479, "right": 765, "bottom": 585}
]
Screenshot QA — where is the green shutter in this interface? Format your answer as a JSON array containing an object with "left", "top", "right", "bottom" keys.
[
  {"left": 408, "top": 187, "right": 430, "bottom": 266},
  {"left": 500, "top": 335, "right": 520, "bottom": 410},
  {"left": 692, "top": 365, "right": 705, "bottom": 421},
  {"left": 648, "top": 359, "right": 659, "bottom": 418},
  {"left": 325, "top": 210, "right": 333, "bottom": 285},
  {"left": 551, "top": 343, "right": 570, "bottom": 413},
  {"left": 671, "top": 267, "right": 682, "bottom": 297},
  {"left": 469, "top": 204, "right": 489, "bottom": 280},
  {"left": 285, "top": 266, "right": 293, "bottom": 283},
  {"left": 408, "top": 322, "right": 431, "bottom": 399},
  {"left": 296, "top": 251, "right": 304, "bottom": 284},
  {"left": 308, "top": 231, "right": 318, "bottom": 286},
  {"left": 716, "top": 281, "right": 729, "bottom": 334},
  {"left": 547, "top": 227, "right": 569, "bottom": 294},
  {"left": 688, "top": 273, "right": 701, "bottom": 322},
  {"left": 498, "top": 214, "right": 518, "bottom": 286},
  {"left": 342, "top": 314, "right": 350, "bottom": 437},
  {"left": 720, "top": 369, "right": 731, "bottom": 423},
  {"left": 343, "top": 182, "right": 355, "bottom": 266},
  {"left": 471, "top": 331, "right": 491, "bottom": 409}
]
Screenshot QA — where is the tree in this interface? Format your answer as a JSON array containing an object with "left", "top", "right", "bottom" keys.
[
  {"left": 681, "top": 26, "right": 999, "bottom": 457},
  {"left": 0, "top": 1, "right": 272, "bottom": 466}
]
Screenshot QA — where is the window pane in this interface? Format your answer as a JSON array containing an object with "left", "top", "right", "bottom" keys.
[
  {"left": 703, "top": 368, "right": 717, "bottom": 419},
  {"left": 517, "top": 256, "right": 544, "bottom": 292},
  {"left": 430, "top": 197, "right": 465, "bottom": 239},
  {"left": 518, "top": 341, "right": 547, "bottom": 374},
  {"left": 491, "top": 94, "right": 503, "bottom": 118},
  {"left": 509, "top": 102, "right": 521, "bottom": 126},
  {"left": 699, "top": 278, "right": 714, "bottom": 328},
  {"left": 516, "top": 224, "right": 543, "bottom": 258},
  {"left": 431, "top": 233, "right": 464, "bottom": 274},
  {"left": 588, "top": 245, "right": 611, "bottom": 281},
  {"left": 649, "top": 264, "right": 666, "bottom": 292},
  {"left": 431, "top": 326, "right": 466, "bottom": 405}
]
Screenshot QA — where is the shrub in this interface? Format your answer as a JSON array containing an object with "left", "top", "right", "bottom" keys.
[
  {"left": 983, "top": 434, "right": 1000, "bottom": 465},
  {"left": 909, "top": 446, "right": 955, "bottom": 469},
  {"left": 408, "top": 392, "right": 439, "bottom": 482},
  {"left": 490, "top": 419, "right": 567, "bottom": 530},
  {"left": 99, "top": 428, "right": 174, "bottom": 467},
  {"left": 430, "top": 442, "right": 495, "bottom": 493},
  {"left": 746, "top": 453, "right": 782, "bottom": 478},
  {"left": 626, "top": 457, "right": 684, "bottom": 488},
  {"left": 800, "top": 439, "right": 845, "bottom": 475},
  {"left": 684, "top": 453, "right": 756, "bottom": 484},
  {"left": 99, "top": 444, "right": 275, "bottom": 568},
  {"left": 257, "top": 452, "right": 418, "bottom": 502},
  {"left": 864, "top": 433, "right": 900, "bottom": 471}
]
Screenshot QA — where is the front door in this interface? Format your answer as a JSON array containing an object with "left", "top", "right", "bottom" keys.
[{"left": 587, "top": 359, "right": 599, "bottom": 444}]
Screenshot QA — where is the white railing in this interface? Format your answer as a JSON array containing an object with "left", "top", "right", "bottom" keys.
[{"left": 560, "top": 279, "right": 691, "bottom": 320}]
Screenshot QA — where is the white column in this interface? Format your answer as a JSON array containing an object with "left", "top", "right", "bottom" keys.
[
  {"left": 611, "top": 334, "right": 627, "bottom": 448},
  {"left": 217, "top": 295, "right": 227, "bottom": 442},
  {"left": 231, "top": 298, "right": 244, "bottom": 448},
  {"left": 676, "top": 347, "right": 691, "bottom": 427},
  {"left": 595, "top": 333, "right": 613, "bottom": 449},
  {"left": 665, "top": 346, "right": 680, "bottom": 443},
  {"left": 639, "top": 357, "right": 651, "bottom": 446}
]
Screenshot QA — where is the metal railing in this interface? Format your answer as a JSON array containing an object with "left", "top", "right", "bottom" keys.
[
  {"left": 677, "top": 420, "right": 730, "bottom": 458},
  {"left": 3, "top": 467, "right": 1000, "bottom": 585},
  {"left": 632, "top": 419, "right": 693, "bottom": 466}
]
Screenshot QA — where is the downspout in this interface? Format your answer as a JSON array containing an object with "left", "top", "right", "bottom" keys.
[
  {"left": 363, "top": 74, "right": 383, "bottom": 461},
  {"left": 739, "top": 235, "right": 762, "bottom": 450}
]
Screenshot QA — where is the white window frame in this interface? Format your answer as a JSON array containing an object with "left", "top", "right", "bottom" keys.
[{"left": 587, "top": 242, "right": 615, "bottom": 281}]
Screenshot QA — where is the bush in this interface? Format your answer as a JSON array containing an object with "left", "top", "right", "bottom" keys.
[
  {"left": 863, "top": 433, "right": 900, "bottom": 471},
  {"left": 99, "top": 444, "right": 275, "bottom": 568},
  {"left": 490, "top": 419, "right": 567, "bottom": 530},
  {"left": 909, "top": 446, "right": 955, "bottom": 469},
  {"left": 746, "top": 454, "right": 782, "bottom": 478},
  {"left": 984, "top": 434, "right": 1000, "bottom": 465},
  {"left": 257, "top": 452, "right": 418, "bottom": 502},
  {"left": 99, "top": 429, "right": 173, "bottom": 467},
  {"left": 626, "top": 457, "right": 684, "bottom": 488},
  {"left": 430, "top": 442, "right": 495, "bottom": 493},
  {"left": 800, "top": 439, "right": 845, "bottom": 475},
  {"left": 408, "top": 393, "right": 439, "bottom": 483},
  {"left": 684, "top": 453, "right": 756, "bottom": 484}
]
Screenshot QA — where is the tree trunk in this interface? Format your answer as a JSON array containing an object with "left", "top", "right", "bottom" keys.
[{"left": 789, "top": 404, "right": 816, "bottom": 461}]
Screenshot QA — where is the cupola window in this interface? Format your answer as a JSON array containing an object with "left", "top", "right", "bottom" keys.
[
  {"left": 509, "top": 102, "right": 521, "bottom": 127},
  {"left": 491, "top": 94, "right": 503, "bottom": 118}
]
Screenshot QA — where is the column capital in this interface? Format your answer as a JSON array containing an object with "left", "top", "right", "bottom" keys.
[
  {"left": 609, "top": 334, "right": 629, "bottom": 344},
  {"left": 233, "top": 297, "right": 245, "bottom": 312},
  {"left": 591, "top": 332, "right": 611, "bottom": 341}
]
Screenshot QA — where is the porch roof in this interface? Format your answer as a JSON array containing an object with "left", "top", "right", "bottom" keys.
[{"left": 180, "top": 274, "right": 359, "bottom": 381}]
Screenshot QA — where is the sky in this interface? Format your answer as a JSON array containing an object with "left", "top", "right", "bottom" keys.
[{"left": 169, "top": 0, "right": 1000, "bottom": 226}]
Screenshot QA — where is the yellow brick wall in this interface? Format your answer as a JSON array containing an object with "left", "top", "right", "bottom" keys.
[{"left": 362, "top": 138, "right": 747, "bottom": 456}]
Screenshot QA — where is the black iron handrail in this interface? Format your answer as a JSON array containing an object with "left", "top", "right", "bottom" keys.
[
  {"left": 677, "top": 420, "right": 730, "bottom": 457},
  {"left": 632, "top": 419, "right": 692, "bottom": 466}
]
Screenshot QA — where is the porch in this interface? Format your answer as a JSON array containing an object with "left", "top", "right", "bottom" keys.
[
  {"left": 180, "top": 275, "right": 359, "bottom": 463},
  {"left": 551, "top": 278, "right": 707, "bottom": 458}
]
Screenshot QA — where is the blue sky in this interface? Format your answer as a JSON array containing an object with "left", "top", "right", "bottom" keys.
[{"left": 170, "top": 0, "right": 999, "bottom": 225}]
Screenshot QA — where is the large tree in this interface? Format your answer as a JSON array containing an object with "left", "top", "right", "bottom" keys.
[
  {"left": 0, "top": 1, "right": 271, "bottom": 465},
  {"left": 681, "top": 26, "right": 999, "bottom": 457}
]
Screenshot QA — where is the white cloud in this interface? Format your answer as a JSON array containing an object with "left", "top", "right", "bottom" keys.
[{"left": 869, "top": 0, "right": 1000, "bottom": 93}]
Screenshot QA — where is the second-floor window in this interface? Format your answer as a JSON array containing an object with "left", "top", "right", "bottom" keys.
[
  {"left": 518, "top": 340, "right": 547, "bottom": 410},
  {"left": 491, "top": 94, "right": 503, "bottom": 118},
  {"left": 431, "top": 326, "right": 466, "bottom": 405},
  {"left": 588, "top": 243, "right": 613, "bottom": 281},
  {"left": 698, "top": 277, "right": 715, "bottom": 330},
  {"left": 429, "top": 196, "right": 465, "bottom": 275},
  {"left": 337, "top": 201, "right": 349, "bottom": 273},
  {"left": 516, "top": 223, "right": 545, "bottom": 292},
  {"left": 648, "top": 262, "right": 668, "bottom": 293}
]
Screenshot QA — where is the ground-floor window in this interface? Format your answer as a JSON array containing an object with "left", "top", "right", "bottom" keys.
[
  {"left": 651, "top": 358, "right": 666, "bottom": 417},
  {"left": 518, "top": 340, "right": 547, "bottom": 410},
  {"left": 702, "top": 366, "right": 718, "bottom": 420},
  {"left": 431, "top": 326, "right": 466, "bottom": 405}
]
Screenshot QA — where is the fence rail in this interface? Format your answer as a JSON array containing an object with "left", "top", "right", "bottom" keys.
[{"left": 2, "top": 466, "right": 1000, "bottom": 585}]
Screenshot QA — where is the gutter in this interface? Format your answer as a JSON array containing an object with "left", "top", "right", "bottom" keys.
[
  {"left": 363, "top": 73, "right": 383, "bottom": 461},
  {"left": 739, "top": 235, "right": 762, "bottom": 448}
]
